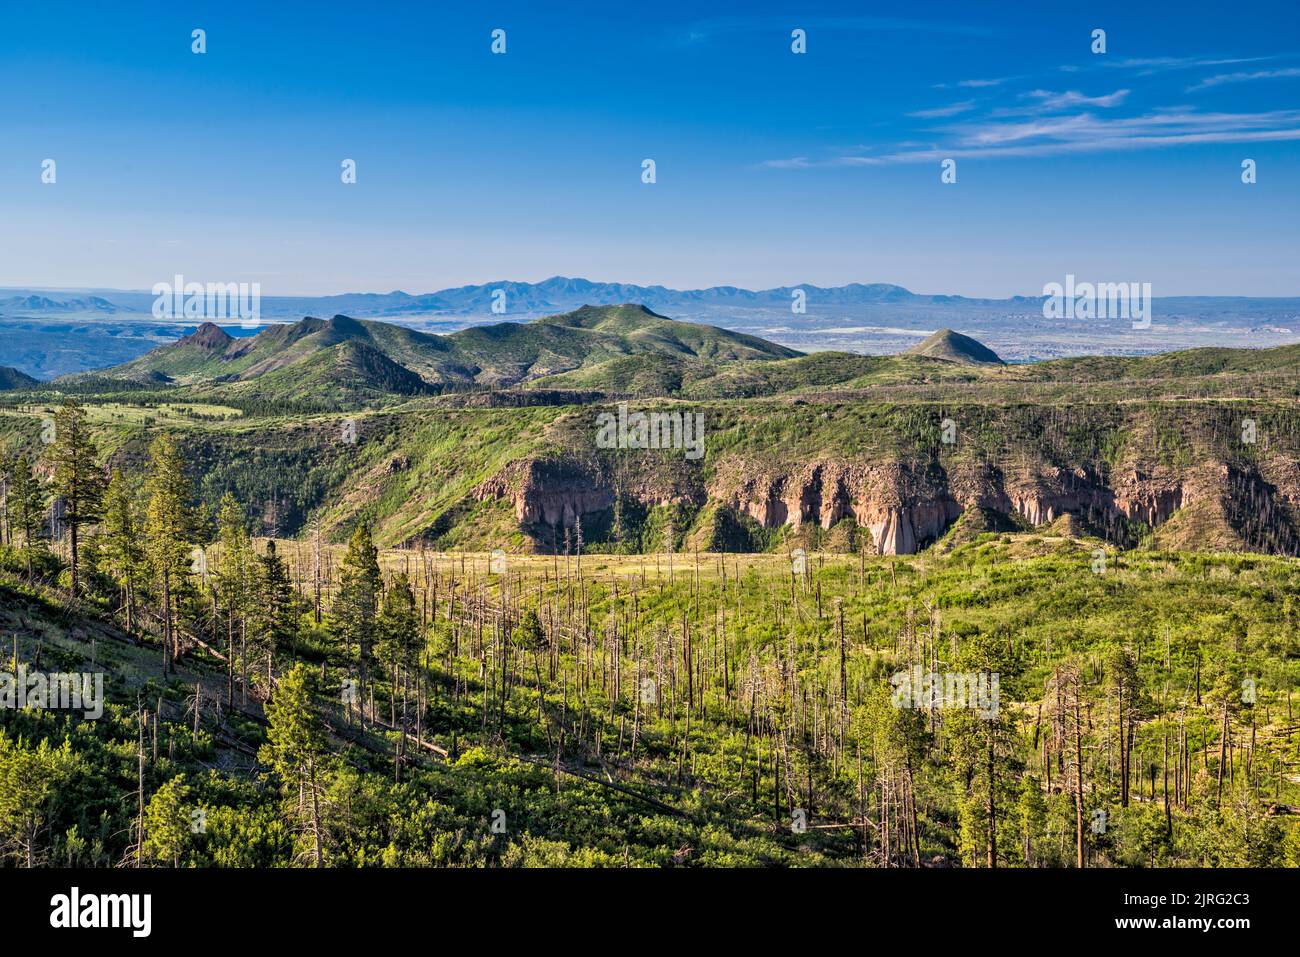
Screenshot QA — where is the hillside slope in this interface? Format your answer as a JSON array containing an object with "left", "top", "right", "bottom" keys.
[
  {"left": 0, "top": 365, "right": 40, "bottom": 390},
  {"left": 905, "top": 328, "right": 1004, "bottom": 365},
  {"left": 9, "top": 326, "right": 1300, "bottom": 560},
  {"left": 56, "top": 305, "right": 801, "bottom": 399}
]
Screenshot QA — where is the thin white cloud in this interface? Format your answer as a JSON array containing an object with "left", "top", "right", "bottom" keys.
[
  {"left": 908, "top": 100, "right": 977, "bottom": 118},
  {"left": 1187, "top": 67, "right": 1300, "bottom": 91},
  {"left": 766, "top": 47, "right": 1300, "bottom": 171},
  {"left": 1021, "top": 89, "right": 1130, "bottom": 110},
  {"left": 934, "top": 76, "right": 1017, "bottom": 89},
  {"left": 760, "top": 157, "right": 815, "bottom": 169},
  {"left": 760, "top": 107, "right": 1300, "bottom": 167},
  {"left": 1082, "top": 55, "right": 1277, "bottom": 75}
]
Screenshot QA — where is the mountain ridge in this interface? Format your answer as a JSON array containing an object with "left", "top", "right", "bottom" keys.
[
  {"left": 0, "top": 365, "right": 40, "bottom": 390},
  {"left": 5, "top": 280, "right": 1297, "bottom": 377},
  {"left": 54, "top": 303, "right": 802, "bottom": 400},
  {"left": 24, "top": 277, "right": 1292, "bottom": 320}
]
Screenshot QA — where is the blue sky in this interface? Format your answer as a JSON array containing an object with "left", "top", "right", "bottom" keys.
[{"left": 1, "top": 0, "right": 1297, "bottom": 296}]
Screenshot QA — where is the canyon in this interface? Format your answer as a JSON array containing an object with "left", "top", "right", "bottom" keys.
[{"left": 477, "top": 447, "right": 1300, "bottom": 557}]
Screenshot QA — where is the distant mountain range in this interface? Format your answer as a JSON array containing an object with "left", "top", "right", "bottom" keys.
[
  {"left": 0, "top": 294, "right": 118, "bottom": 314},
  {"left": 6, "top": 277, "right": 1297, "bottom": 322},
  {"left": 1, "top": 277, "right": 1297, "bottom": 376},
  {"left": 325, "top": 277, "right": 1043, "bottom": 315},
  {"left": 0, "top": 277, "right": 1040, "bottom": 321}
]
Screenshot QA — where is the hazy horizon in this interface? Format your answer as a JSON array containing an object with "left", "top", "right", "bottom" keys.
[{"left": 3, "top": 276, "right": 1299, "bottom": 302}]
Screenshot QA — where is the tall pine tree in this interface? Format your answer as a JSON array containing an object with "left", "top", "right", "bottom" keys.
[
  {"left": 10, "top": 455, "right": 46, "bottom": 582},
  {"left": 0, "top": 450, "right": 13, "bottom": 547},
  {"left": 144, "top": 434, "right": 195, "bottom": 675},
  {"left": 215, "top": 492, "right": 254, "bottom": 702},
  {"left": 332, "top": 525, "right": 380, "bottom": 726},
  {"left": 259, "top": 663, "right": 329, "bottom": 866},
  {"left": 378, "top": 571, "right": 419, "bottom": 731},
  {"left": 47, "top": 399, "right": 104, "bottom": 595},
  {"left": 253, "top": 540, "right": 296, "bottom": 687},
  {"left": 97, "top": 469, "right": 145, "bottom": 633}
]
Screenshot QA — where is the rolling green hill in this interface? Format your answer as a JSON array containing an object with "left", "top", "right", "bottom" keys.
[
  {"left": 533, "top": 303, "right": 799, "bottom": 361},
  {"left": 905, "top": 328, "right": 1005, "bottom": 365},
  {"left": 55, "top": 305, "right": 800, "bottom": 401},
  {"left": 1014, "top": 342, "right": 1300, "bottom": 381},
  {"left": 217, "top": 339, "right": 436, "bottom": 404},
  {"left": 528, "top": 343, "right": 995, "bottom": 397},
  {"left": 528, "top": 332, "right": 1300, "bottom": 402}
]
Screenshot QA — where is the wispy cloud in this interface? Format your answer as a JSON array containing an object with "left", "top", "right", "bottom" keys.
[
  {"left": 908, "top": 100, "right": 977, "bottom": 118},
  {"left": 763, "top": 45, "right": 1300, "bottom": 171},
  {"left": 1020, "top": 88, "right": 1129, "bottom": 110},
  {"left": 761, "top": 157, "right": 815, "bottom": 169},
  {"left": 1078, "top": 54, "right": 1277, "bottom": 75},
  {"left": 1187, "top": 66, "right": 1300, "bottom": 91},
  {"left": 933, "top": 76, "right": 1018, "bottom": 89},
  {"left": 759, "top": 107, "right": 1300, "bottom": 168}
]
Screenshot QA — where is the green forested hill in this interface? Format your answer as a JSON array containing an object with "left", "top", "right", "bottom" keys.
[
  {"left": 0, "top": 366, "right": 41, "bottom": 390},
  {"left": 44, "top": 307, "right": 1300, "bottom": 409},
  {"left": 53, "top": 305, "right": 801, "bottom": 400}
]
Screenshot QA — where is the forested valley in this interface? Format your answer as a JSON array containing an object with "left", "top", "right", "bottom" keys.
[{"left": 2, "top": 397, "right": 1298, "bottom": 868}]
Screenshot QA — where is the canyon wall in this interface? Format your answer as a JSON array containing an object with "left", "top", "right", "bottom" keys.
[
  {"left": 474, "top": 452, "right": 1300, "bottom": 556},
  {"left": 702, "top": 458, "right": 1200, "bottom": 554}
]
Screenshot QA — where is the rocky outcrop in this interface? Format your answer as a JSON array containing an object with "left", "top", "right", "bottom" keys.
[
  {"left": 475, "top": 459, "right": 615, "bottom": 528},
  {"left": 471, "top": 451, "right": 1299, "bottom": 557},
  {"left": 712, "top": 460, "right": 974, "bottom": 554}
]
